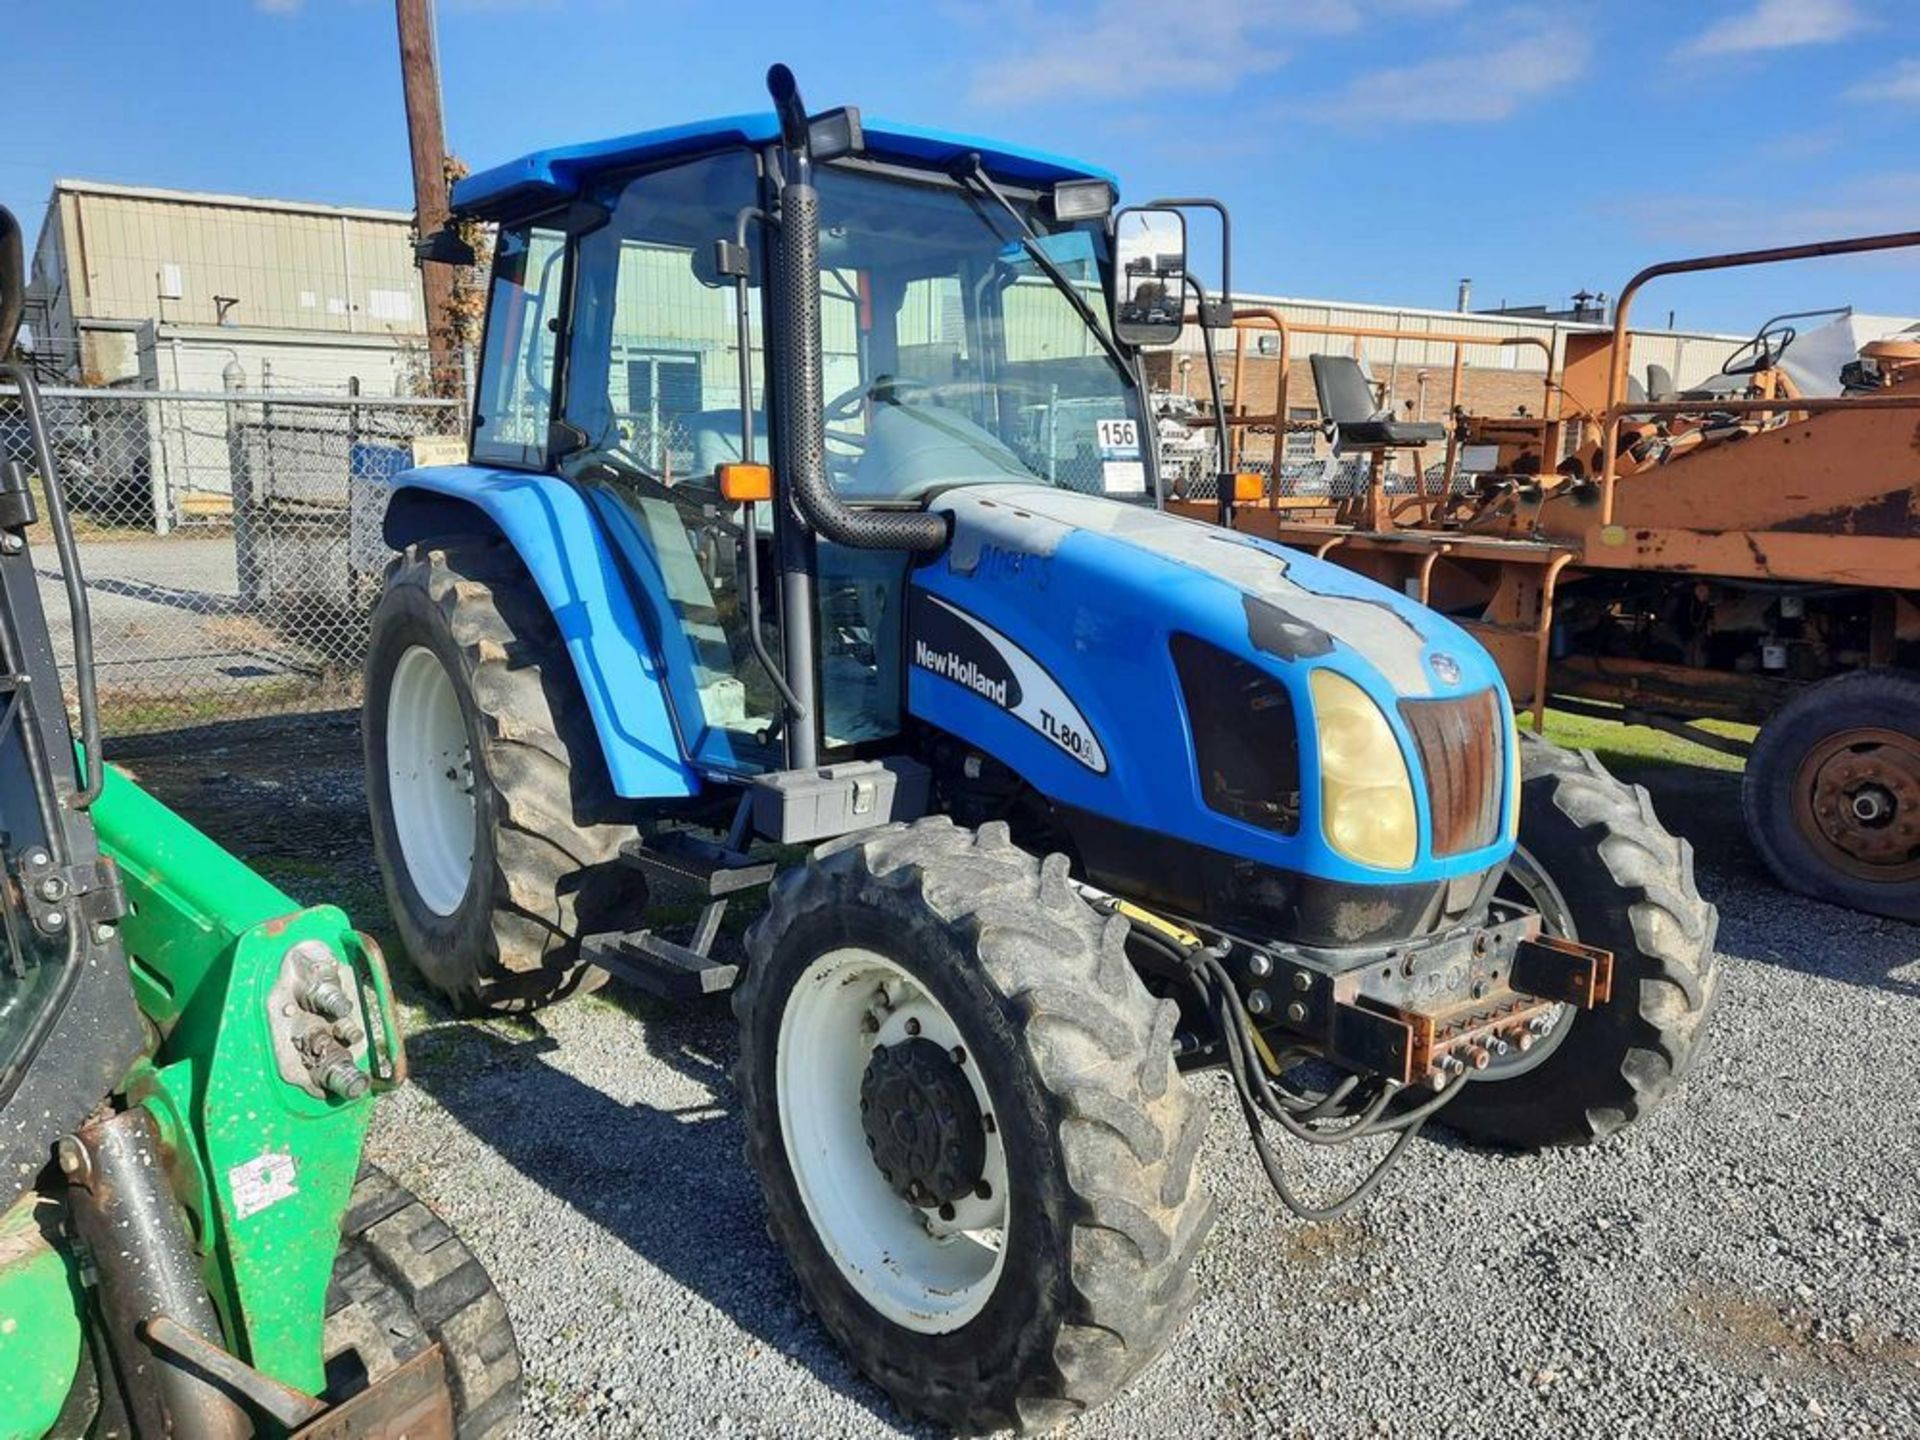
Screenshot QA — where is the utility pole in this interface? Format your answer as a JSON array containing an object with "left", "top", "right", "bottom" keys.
[{"left": 396, "top": 0, "right": 455, "bottom": 385}]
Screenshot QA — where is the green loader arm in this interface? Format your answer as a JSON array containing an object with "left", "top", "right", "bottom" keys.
[{"left": 100, "top": 760, "right": 405, "bottom": 1394}]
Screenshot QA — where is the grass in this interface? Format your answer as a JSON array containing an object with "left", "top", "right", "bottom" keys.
[
  {"left": 98, "top": 676, "right": 355, "bottom": 733},
  {"left": 1540, "top": 708, "right": 1755, "bottom": 776}
]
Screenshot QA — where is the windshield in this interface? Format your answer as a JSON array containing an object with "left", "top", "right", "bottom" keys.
[{"left": 811, "top": 166, "right": 1149, "bottom": 505}]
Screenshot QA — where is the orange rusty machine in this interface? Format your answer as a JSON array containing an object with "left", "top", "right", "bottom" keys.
[{"left": 1172, "top": 231, "right": 1920, "bottom": 922}]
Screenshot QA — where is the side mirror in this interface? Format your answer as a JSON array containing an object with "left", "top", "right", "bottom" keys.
[
  {"left": 415, "top": 227, "right": 477, "bottom": 267},
  {"left": 1112, "top": 207, "right": 1187, "bottom": 348}
]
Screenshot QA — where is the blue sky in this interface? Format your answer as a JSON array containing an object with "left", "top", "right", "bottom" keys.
[{"left": 6, "top": 0, "right": 1917, "bottom": 335}]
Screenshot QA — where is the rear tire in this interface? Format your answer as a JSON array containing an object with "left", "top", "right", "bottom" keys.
[
  {"left": 1442, "top": 735, "right": 1720, "bottom": 1149},
  {"left": 1742, "top": 668, "right": 1920, "bottom": 922},
  {"left": 364, "top": 539, "right": 641, "bottom": 1012},
  {"left": 737, "top": 817, "right": 1212, "bottom": 1433},
  {"left": 323, "top": 1165, "right": 522, "bottom": 1440}
]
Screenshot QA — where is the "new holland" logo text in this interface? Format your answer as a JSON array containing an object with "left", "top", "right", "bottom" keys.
[{"left": 913, "top": 640, "right": 1009, "bottom": 707}]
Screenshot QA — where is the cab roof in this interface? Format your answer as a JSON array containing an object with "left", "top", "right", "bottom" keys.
[{"left": 452, "top": 111, "right": 1118, "bottom": 220}]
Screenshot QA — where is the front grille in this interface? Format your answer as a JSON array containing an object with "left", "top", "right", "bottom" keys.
[{"left": 1398, "top": 690, "right": 1504, "bottom": 858}]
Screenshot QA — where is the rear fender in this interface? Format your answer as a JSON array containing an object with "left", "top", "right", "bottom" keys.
[{"left": 382, "top": 467, "right": 699, "bottom": 800}]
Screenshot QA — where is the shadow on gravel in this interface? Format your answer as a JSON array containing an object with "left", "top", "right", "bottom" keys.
[{"left": 405, "top": 1006, "right": 935, "bottom": 1436}]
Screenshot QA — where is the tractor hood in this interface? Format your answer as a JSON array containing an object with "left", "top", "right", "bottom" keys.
[
  {"left": 929, "top": 484, "right": 1497, "bottom": 701},
  {"left": 905, "top": 484, "right": 1515, "bottom": 936}
]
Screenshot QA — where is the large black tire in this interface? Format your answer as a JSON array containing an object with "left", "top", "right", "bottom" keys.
[
  {"left": 1742, "top": 668, "right": 1920, "bottom": 923},
  {"left": 737, "top": 817, "right": 1213, "bottom": 1434},
  {"left": 364, "top": 539, "right": 642, "bottom": 1011},
  {"left": 1442, "top": 735, "right": 1721, "bottom": 1149},
  {"left": 323, "top": 1166, "right": 522, "bottom": 1439}
]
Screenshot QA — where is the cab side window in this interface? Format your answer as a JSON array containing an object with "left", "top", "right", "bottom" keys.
[{"left": 472, "top": 223, "right": 567, "bottom": 468}]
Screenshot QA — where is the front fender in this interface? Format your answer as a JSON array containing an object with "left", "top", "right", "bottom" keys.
[{"left": 383, "top": 466, "right": 698, "bottom": 801}]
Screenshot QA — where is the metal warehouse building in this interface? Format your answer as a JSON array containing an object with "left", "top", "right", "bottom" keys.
[{"left": 23, "top": 180, "right": 429, "bottom": 395}]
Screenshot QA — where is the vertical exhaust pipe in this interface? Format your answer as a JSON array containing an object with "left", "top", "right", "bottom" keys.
[{"left": 764, "top": 65, "right": 945, "bottom": 556}]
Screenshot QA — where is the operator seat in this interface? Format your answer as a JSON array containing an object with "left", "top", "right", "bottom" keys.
[
  {"left": 1309, "top": 355, "right": 1447, "bottom": 449},
  {"left": 1646, "top": 363, "right": 1677, "bottom": 402}
]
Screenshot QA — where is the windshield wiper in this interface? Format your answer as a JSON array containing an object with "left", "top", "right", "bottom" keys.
[{"left": 951, "top": 155, "right": 1134, "bottom": 378}]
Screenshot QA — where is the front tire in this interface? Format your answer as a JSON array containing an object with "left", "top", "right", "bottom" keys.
[
  {"left": 737, "top": 818, "right": 1212, "bottom": 1433},
  {"left": 1442, "top": 735, "right": 1721, "bottom": 1149},
  {"left": 364, "top": 539, "right": 640, "bottom": 1011}
]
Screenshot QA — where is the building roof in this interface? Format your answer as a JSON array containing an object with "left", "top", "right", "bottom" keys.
[
  {"left": 453, "top": 111, "right": 1115, "bottom": 219},
  {"left": 50, "top": 178, "right": 413, "bottom": 225}
]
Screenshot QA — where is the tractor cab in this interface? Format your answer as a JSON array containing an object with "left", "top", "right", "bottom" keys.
[{"left": 447, "top": 106, "right": 1149, "bottom": 775}]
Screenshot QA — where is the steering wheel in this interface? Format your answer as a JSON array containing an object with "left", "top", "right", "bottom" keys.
[
  {"left": 823, "top": 374, "right": 937, "bottom": 422},
  {"left": 821, "top": 375, "right": 943, "bottom": 459},
  {"left": 1722, "top": 323, "right": 1797, "bottom": 378}
]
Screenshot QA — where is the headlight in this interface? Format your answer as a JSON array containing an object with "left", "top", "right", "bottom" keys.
[{"left": 1310, "top": 670, "right": 1417, "bottom": 869}]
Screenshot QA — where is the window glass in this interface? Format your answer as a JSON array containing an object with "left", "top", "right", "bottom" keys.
[
  {"left": 561, "top": 152, "right": 777, "bottom": 773},
  {"left": 0, "top": 723, "right": 73, "bottom": 1099},
  {"left": 810, "top": 167, "right": 1144, "bottom": 509},
  {"left": 472, "top": 224, "right": 565, "bottom": 467}
]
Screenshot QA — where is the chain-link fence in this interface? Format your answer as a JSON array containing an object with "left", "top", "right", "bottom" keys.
[
  {"left": 1158, "top": 426, "right": 1481, "bottom": 504},
  {"left": 0, "top": 385, "right": 464, "bottom": 736}
]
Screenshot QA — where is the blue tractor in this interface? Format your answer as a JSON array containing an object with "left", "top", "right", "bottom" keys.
[{"left": 364, "top": 68, "right": 1718, "bottom": 1431}]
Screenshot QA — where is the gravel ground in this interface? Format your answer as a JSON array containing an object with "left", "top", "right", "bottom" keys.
[{"left": 121, "top": 718, "right": 1920, "bottom": 1439}]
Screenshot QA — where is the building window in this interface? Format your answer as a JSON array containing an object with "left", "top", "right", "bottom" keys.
[
  {"left": 620, "top": 352, "right": 705, "bottom": 480},
  {"left": 1284, "top": 406, "right": 1318, "bottom": 462}
]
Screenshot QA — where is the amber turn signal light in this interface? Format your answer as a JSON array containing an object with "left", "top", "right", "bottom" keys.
[
  {"left": 717, "top": 462, "right": 774, "bottom": 503},
  {"left": 1232, "top": 472, "right": 1264, "bottom": 503}
]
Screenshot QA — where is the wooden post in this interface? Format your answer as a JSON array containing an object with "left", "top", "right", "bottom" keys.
[{"left": 396, "top": 0, "right": 455, "bottom": 390}]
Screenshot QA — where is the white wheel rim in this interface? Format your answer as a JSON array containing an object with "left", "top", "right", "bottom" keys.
[
  {"left": 776, "top": 947, "right": 1010, "bottom": 1333},
  {"left": 386, "top": 644, "right": 477, "bottom": 917}
]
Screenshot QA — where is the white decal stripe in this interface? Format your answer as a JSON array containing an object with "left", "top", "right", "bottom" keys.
[{"left": 920, "top": 595, "right": 1108, "bottom": 774}]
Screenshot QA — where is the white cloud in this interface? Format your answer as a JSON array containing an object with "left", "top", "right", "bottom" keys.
[
  {"left": 254, "top": 0, "right": 303, "bottom": 13},
  {"left": 961, "top": 0, "right": 1464, "bottom": 106},
  {"left": 1618, "top": 171, "right": 1920, "bottom": 250},
  {"left": 1679, "top": 0, "right": 1868, "bottom": 58},
  {"left": 1304, "top": 23, "right": 1589, "bottom": 126},
  {"left": 1847, "top": 58, "right": 1920, "bottom": 104}
]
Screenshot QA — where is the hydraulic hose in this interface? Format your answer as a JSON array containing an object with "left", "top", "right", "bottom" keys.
[{"left": 767, "top": 65, "right": 947, "bottom": 555}]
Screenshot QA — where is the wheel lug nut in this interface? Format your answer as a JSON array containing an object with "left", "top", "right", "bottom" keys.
[
  {"left": 974, "top": 1180, "right": 993, "bottom": 1200},
  {"left": 939, "top": 1203, "right": 956, "bottom": 1222},
  {"left": 905, "top": 1018, "right": 921, "bottom": 1037},
  {"left": 950, "top": 1045, "right": 966, "bottom": 1065}
]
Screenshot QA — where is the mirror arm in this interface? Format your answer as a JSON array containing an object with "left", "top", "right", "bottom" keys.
[{"left": 1182, "top": 271, "right": 1234, "bottom": 525}]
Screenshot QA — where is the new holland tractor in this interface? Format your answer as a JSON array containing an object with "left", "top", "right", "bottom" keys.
[
  {"left": 0, "top": 209, "right": 520, "bottom": 1438},
  {"left": 364, "top": 68, "right": 1719, "bottom": 1431}
]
